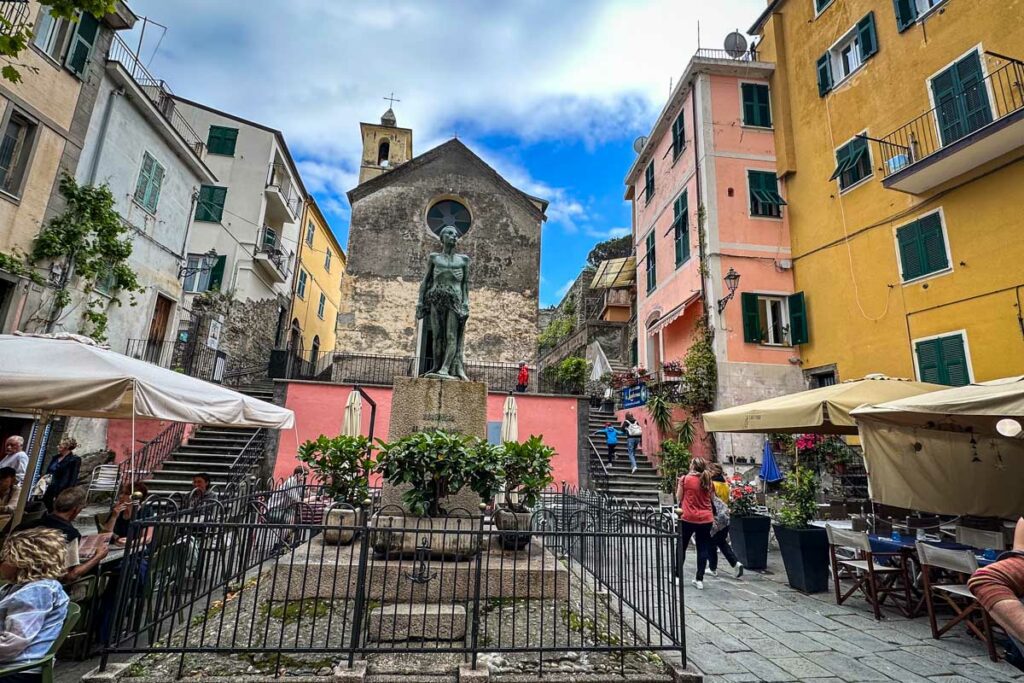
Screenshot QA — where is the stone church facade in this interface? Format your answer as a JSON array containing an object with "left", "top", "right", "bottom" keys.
[{"left": 338, "top": 113, "right": 546, "bottom": 366}]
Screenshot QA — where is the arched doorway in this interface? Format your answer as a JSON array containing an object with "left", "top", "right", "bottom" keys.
[
  {"left": 378, "top": 140, "right": 390, "bottom": 166},
  {"left": 311, "top": 335, "right": 320, "bottom": 363}
]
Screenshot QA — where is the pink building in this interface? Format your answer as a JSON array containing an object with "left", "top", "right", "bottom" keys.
[{"left": 624, "top": 50, "right": 807, "bottom": 463}]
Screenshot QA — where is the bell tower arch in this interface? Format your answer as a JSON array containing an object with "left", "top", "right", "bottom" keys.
[{"left": 359, "top": 106, "right": 413, "bottom": 184}]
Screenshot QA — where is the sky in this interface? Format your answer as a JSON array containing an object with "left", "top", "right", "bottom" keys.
[{"left": 124, "top": 0, "right": 765, "bottom": 306}]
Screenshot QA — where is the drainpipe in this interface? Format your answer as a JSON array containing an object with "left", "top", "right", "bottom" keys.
[
  {"left": 178, "top": 187, "right": 200, "bottom": 259},
  {"left": 691, "top": 81, "right": 707, "bottom": 317}
]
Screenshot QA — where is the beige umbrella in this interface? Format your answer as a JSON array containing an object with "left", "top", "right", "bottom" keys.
[
  {"left": 500, "top": 395, "right": 518, "bottom": 443},
  {"left": 341, "top": 389, "right": 363, "bottom": 437},
  {"left": 702, "top": 374, "right": 945, "bottom": 435}
]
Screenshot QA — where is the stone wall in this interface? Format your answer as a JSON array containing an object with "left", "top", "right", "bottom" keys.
[
  {"left": 192, "top": 293, "right": 285, "bottom": 375},
  {"left": 714, "top": 360, "right": 807, "bottom": 462}
]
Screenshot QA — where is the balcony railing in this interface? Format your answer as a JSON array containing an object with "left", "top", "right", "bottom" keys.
[
  {"left": 125, "top": 338, "right": 226, "bottom": 383},
  {"left": 266, "top": 162, "right": 302, "bottom": 219},
  {"left": 0, "top": 2, "right": 32, "bottom": 36},
  {"left": 879, "top": 56, "right": 1024, "bottom": 183},
  {"left": 256, "top": 226, "right": 293, "bottom": 278},
  {"left": 694, "top": 47, "right": 760, "bottom": 62},
  {"left": 107, "top": 35, "right": 206, "bottom": 158}
]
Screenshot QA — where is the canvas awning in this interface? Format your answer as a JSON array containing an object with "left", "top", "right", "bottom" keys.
[
  {"left": 702, "top": 374, "right": 945, "bottom": 435},
  {"left": 590, "top": 257, "right": 636, "bottom": 289}
]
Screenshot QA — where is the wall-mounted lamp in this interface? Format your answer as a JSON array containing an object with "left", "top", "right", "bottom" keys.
[
  {"left": 716, "top": 268, "right": 741, "bottom": 314},
  {"left": 178, "top": 248, "right": 218, "bottom": 280}
]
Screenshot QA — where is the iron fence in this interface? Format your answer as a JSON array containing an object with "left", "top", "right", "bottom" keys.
[
  {"left": 101, "top": 484, "right": 684, "bottom": 678},
  {"left": 694, "top": 47, "right": 760, "bottom": 62},
  {"left": 125, "top": 338, "right": 225, "bottom": 383},
  {"left": 878, "top": 56, "right": 1024, "bottom": 177}
]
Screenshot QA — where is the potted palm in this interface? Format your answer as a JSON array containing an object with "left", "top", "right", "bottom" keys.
[
  {"left": 772, "top": 466, "right": 829, "bottom": 593},
  {"left": 493, "top": 436, "right": 554, "bottom": 550},
  {"left": 296, "top": 434, "right": 372, "bottom": 545},
  {"left": 726, "top": 476, "right": 771, "bottom": 570}
]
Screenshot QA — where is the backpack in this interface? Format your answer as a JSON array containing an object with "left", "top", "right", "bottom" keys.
[
  {"left": 710, "top": 491, "right": 730, "bottom": 536},
  {"left": 626, "top": 421, "right": 642, "bottom": 437}
]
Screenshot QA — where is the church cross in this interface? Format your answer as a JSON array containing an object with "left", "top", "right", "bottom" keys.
[{"left": 383, "top": 92, "right": 401, "bottom": 107}]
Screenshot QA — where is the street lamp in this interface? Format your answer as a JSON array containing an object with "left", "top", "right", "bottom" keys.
[
  {"left": 717, "top": 268, "right": 741, "bottom": 314},
  {"left": 178, "top": 249, "right": 218, "bottom": 280}
]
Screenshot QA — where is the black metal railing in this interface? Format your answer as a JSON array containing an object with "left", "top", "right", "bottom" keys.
[
  {"left": 694, "top": 47, "right": 760, "bottom": 62},
  {"left": 266, "top": 162, "right": 301, "bottom": 218},
  {"left": 116, "top": 422, "right": 188, "bottom": 492},
  {"left": 878, "top": 56, "right": 1024, "bottom": 177},
  {"left": 0, "top": 1, "right": 32, "bottom": 36},
  {"left": 107, "top": 35, "right": 206, "bottom": 158},
  {"left": 101, "top": 483, "right": 684, "bottom": 678},
  {"left": 256, "top": 226, "right": 293, "bottom": 278},
  {"left": 125, "top": 338, "right": 225, "bottom": 383},
  {"left": 226, "top": 429, "right": 266, "bottom": 485}
]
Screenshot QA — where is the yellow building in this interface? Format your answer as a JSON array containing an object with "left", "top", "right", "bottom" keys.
[
  {"left": 288, "top": 198, "right": 345, "bottom": 363},
  {"left": 751, "top": 0, "right": 1024, "bottom": 387}
]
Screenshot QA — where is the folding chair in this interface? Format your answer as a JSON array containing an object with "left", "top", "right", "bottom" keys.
[
  {"left": 827, "top": 524, "right": 911, "bottom": 620},
  {"left": 916, "top": 541, "right": 998, "bottom": 660},
  {"left": 955, "top": 526, "right": 1005, "bottom": 551}
]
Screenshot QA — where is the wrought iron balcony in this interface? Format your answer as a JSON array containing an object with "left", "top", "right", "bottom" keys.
[
  {"left": 254, "top": 226, "right": 293, "bottom": 283},
  {"left": 878, "top": 54, "right": 1024, "bottom": 194},
  {"left": 265, "top": 162, "right": 301, "bottom": 223}
]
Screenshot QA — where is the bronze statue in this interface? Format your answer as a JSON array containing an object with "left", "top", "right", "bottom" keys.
[{"left": 416, "top": 225, "right": 469, "bottom": 380}]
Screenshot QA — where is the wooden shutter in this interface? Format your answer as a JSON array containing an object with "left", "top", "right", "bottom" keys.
[
  {"left": 208, "top": 255, "right": 226, "bottom": 292},
  {"left": 893, "top": 0, "right": 918, "bottom": 32},
  {"left": 134, "top": 154, "right": 155, "bottom": 206},
  {"left": 65, "top": 12, "right": 99, "bottom": 78},
  {"left": 897, "top": 221, "right": 923, "bottom": 280},
  {"left": 915, "top": 338, "right": 942, "bottom": 384},
  {"left": 146, "top": 161, "right": 164, "bottom": 213},
  {"left": 931, "top": 65, "right": 965, "bottom": 145},
  {"left": 756, "top": 85, "right": 772, "bottom": 127},
  {"left": 956, "top": 52, "right": 993, "bottom": 134},
  {"left": 741, "top": 293, "right": 761, "bottom": 343},
  {"left": 196, "top": 186, "right": 227, "bottom": 222},
  {"left": 788, "top": 292, "right": 809, "bottom": 345},
  {"left": 939, "top": 334, "right": 969, "bottom": 386},
  {"left": 917, "top": 212, "right": 949, "bottom": 274},
  {"left": 817, "top": 53, "right": 833, "bottom": 97},
  {"left": 741, "top": 84, "right": 757, "bottom": 125},
  {"left": 857, "top": 12, "right": 878, "bottom": 60}
]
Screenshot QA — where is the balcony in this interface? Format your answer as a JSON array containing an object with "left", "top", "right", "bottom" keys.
[
  {"left": 265, "top": 162, "right": 301, "bottom": 224},
  {"left": 254, "top": 226, "right": 293, "bottom": 284},
  {"left": 879, "top": 55, "right": 1024, "bottom": 194},
  {"left": 599, "top": 287, "right": 632, "bottom": 322}
]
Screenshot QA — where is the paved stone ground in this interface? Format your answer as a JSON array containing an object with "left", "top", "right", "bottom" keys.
[{"left": 680, "top": 549, "right": 1024, "bottom": 682}]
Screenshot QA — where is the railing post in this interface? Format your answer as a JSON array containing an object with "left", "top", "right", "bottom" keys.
[
  {"left": 468, "top": 503, "right": 487, "bottom": 670},
  {"left": 347, "top": 499, "right": 373, "bottom": 667},
  {"left": 675, "top": 507, "right": 687, "bottom": 668}
]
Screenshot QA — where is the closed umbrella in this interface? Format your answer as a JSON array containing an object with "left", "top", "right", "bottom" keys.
[
  {"left": 341, "top": 390, "right": 362, "bottom": 437},
  {"left": 500, "top": 395, "right": 518, "bottom": 443},
  {"left": 759, "top": 440, "right": 783, "bottom": 483}
]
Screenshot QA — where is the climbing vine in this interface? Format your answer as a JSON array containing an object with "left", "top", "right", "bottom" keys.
[
  {"left": 678, "top": 316, "right": 716, "bottom": 413},
  {"left": 31, "top": 174, "right": 143, "bottom": 342},
  {"left": 0, "top": 249, "right": 45, "bottom": 286}
]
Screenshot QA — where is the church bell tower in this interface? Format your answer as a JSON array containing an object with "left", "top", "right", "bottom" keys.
[{"left": 358, "top": 106, "right": 413, "bottom": 185}]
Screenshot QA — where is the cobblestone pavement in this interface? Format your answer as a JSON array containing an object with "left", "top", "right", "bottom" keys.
[{"left": 680, "top": 550, "right": 1024, "bottom": 682}]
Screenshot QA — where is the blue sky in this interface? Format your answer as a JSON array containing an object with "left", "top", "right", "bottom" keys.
[{"left": 124, "top": 0, "right": 764, "bottom": 305}]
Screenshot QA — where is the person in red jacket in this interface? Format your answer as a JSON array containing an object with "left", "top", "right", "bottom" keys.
[
  {"left": 675, "top": 457, "right": 715, "bottom": 590},
  {"left": 515, "top": 361, "right": 529, "bottom": 393}
]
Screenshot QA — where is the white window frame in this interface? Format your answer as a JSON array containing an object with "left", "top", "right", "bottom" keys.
[
  {"left": 31, "top": 8, "right": 72, "bottom": 63},
  {"left": 893, "top": 207, "right": 954, "bottom": 285},
  {"left": 317, "top": 293, "right": 326, "bottom": 319},
  {"left": 828, "top": 26, "right": 865, "bottom": 85},
  {"left": 813, "top": 0, "right": 836, "bottom": 18},
  {"left": 182, "top": 254, "right": 212, "bottom": 293},
  {"left": 914, "top": 0, "right": 950, "bottom": 23},
  {"left": 911, "top": 329, "right": 974, "bottom": 385},
  {"left": 297, "top": 269, "right": 308, "bottom": 299},
  {"left": 757, "top": 294, "right": 791, "bottom": 346},
  {"left": 834, "top": 129, "right": 874, "bottom": 195}
]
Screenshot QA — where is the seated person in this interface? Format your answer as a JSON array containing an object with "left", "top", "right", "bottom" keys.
[
  {"left": 0, "top": 467, "right": 19, "bottom": 515},
  {"left": 18, "top": 487, "right": 107, "bottom": 584},
  {"left": 0, "top": 528, "right": 71, "bottom": 682},
  {"left": 101, "top": 482, "right": 152, "bottom": 545},
  {"left": 189, "top": 473, "right": 212, "bottom": 506},
  {"left": 969, "top": 517, "right": 1024, "bottom": 648}
]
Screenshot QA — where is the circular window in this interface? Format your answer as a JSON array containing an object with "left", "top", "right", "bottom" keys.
[{"left": 426, "top": 199, "right": 471, "bottom": 236}]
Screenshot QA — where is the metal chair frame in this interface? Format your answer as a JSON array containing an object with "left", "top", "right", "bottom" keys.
[{"left": 827, "top": 524, "right": 912, "bottom": 620}]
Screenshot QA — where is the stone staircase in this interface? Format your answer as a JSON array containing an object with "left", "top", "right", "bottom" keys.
[
  {"left": 586, "top": 406, "right": 662, "bottom": 508},
  {"left": 143, "top": 382, "right": 274, "bottom": 496}
]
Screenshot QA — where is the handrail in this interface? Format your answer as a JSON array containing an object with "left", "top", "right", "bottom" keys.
[
  {"left": 587, "top": 435, "right": 610, "bottom": 488},
  {"left": 228, "top": 429, "right": 266, "bottom": 484},
  {"left": 117, "top": 422, "right": 187, "bottom": 491}
]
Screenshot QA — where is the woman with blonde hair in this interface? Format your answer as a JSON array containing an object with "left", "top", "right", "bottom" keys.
[
  {"left": 675, "top": 457, "right": 715, "bottom": 589},
  {"left": 0, "top": 529, "right": 71, "bottom": 681}
]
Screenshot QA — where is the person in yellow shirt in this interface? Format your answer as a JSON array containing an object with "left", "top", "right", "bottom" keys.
[{"left": 707, "top": 463, "right": 743, "bottom": 578}]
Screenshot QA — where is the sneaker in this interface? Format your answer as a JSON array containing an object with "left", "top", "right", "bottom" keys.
[
  {"left": 706, "top": 569, "right": 717, "bottom": 577},
  {"left": 735, "top": 563, "right": 744, "bottom": 578},
  {"left": 691, "top": 579, "right": 704, "bottom": 590},
  {"left": 631, "top": 465, "right": 637, "bottom": 474}
]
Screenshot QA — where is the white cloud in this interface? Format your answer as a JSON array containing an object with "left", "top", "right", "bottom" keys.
[{"left": 585, "top": 226, "right": 631, "bottom": 240}]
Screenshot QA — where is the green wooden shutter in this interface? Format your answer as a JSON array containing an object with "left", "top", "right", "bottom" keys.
[
  {"left": 956, "top": 52, "right": 993, "bottom": 135},
  {"left": 741, "top": 293, "right": 761, "bottom": 343},
  {"left": 196, "top": 186, "right": 227, "bottom": 222},
  {"left": 146, "top": 161, "right": 164, "bottom": 213},
  {"left": 645, "top": 231, "right": 657, "bottom": 292},
  {"left": 741, "top": 84, "right": 757, "bottom": 126},
  {"left": 939, "top": 335, "right": 969, "bottom": 386},
  {"left": 208, "top": 255, "right": 226, "bottom": 292},
  {"left": 897, "top": 221, "right": 923, "bottom": 280},
  {"left": 893, "top": 0, "right": 918, "bottom": 32},
  {"left": 817, "top": 53, "right": 833, "bottom": 97},
  {"left": 917, "top": 212, "right": 949, "bottom": 274},
  {"left": 756, "top": 84, "right": 772, "bottom": 127},
  {"left": 645, "top": 161, "right": 655, "bottom": 202},
  {"left": 916, "top": 339, "right": 942, "bottom": 383},
  {"left": 932, "top": 65, "right": 965, "bottom": 145},
  {"left": 672, "top": 111, "right": 685, "bottom": 156},
  {"left": 857, "top": 12, "right": 878, "bottom": 60},
  {"left": 134, "top": 154, "right": 155, "bottom": 206},
  {"left": 674, "top": 192, "right": 689, "bottom": 266},
  {"left": 65, "top": 12, "right": 99, "bottom": 78},
  {"left": 207, "top": 126, "right": 238, "bottom": 155},
  {"left": 788, "top": 292, "right": 809, "bottom": 345}
]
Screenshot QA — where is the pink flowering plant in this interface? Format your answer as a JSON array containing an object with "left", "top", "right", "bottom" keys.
[
  {"left": 662, "top": 359, "right": 684, "bottom": 374},
  {"left": 727, "top": 475, "right": 759, "bottom": 517}
]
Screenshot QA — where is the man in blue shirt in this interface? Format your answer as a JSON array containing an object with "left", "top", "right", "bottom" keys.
[{"left": 596, "top": 423, "right": 619, "bottom": 463}]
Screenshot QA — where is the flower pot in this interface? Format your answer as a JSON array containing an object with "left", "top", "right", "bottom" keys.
[
  {"left": 773, "top": 524, "right": 830, "bottom": 594},
  {"left": 494, "top": 508, "right": 533, "bottom": 551},
  {"left": 729, "top": 515, "right": 771, "bottom": 570},
  {"left": 324, "top": 507, "right": 360, "bottom": 545}
]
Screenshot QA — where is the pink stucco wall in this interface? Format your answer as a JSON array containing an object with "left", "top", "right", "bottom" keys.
[
  {"left": 275, "top": 382, "right": 581, "bottom": 487},
  {"left": 107, "top": 419, "right": 196, "bottom": 464}
]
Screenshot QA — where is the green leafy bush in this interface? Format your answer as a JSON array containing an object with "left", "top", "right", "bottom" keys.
[
  {"left": 776, "top": 466, "right": 819, "bottom": 528},
  {"left": 499, "top": 436, "right": 554, "bottom": 511},
  {"left": 553, "top": 356, "right": 590, "bottom": 394},
  {"left": 657, "top": 440, "right": 691, "bottom": 494},
  {"left": 538, "top": 316, "right": 573, "bottom": 351},
  {"left": 296, "top": 435, "right": 372, "bottom": 504}
]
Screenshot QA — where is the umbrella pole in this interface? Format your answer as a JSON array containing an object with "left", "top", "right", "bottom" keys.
[{"left": 12, "top": 412, "right": 52, "bottom": 527}]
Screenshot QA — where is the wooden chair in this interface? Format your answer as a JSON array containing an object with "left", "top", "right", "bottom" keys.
[
  {"left": 0, "top": 602, "right": 80, "bottom": 683},
  {"left": 827, "top": 524, "right": 911, "bottom": 620},
  {"left": 916, "top": 541, "right": 998, "bottom": 661},
  {"left": 955, "top": 526, "right": 1005, "bottom": 551}
]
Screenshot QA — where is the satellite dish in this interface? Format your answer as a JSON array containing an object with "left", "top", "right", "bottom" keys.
[
  {"left": 633, "top": 136, "right": 648, "bottom": 154},
  {"left": 724, "top": 31, "right": 748, "bottom": 59}
]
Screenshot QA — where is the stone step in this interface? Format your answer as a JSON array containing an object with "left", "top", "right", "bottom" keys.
[
  {"left": 160, "top": 460, "right": 236, "bottom": 472},
  {"left": 175, "top": 443, "right": 248, "bottom": 453}
]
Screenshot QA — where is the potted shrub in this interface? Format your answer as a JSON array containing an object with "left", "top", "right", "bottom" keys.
[
  {"left": 656, "top": 440, "right": 691, "bottom": 504},
  {"left": 772, "top": 466, "right": 829, "bottom": 593},
  {"left": 662, "top": 359, "right": 684, "bottom": 378},
  {"left": 296, "top": 434, "right": 373, "bottom": 545},
  {"left": 492, "top": 436, "right": 554, "bottom": 550},
  {"left": 726, "top": 476, "right": 771, "bottom": 570}
]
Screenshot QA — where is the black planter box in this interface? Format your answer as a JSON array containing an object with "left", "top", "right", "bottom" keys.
[
  {"left": 773, "top": 524, "right": 830, "bottom": 594},
  {"left": 730, "top": 515, "right": 771, "bottom": 570}
]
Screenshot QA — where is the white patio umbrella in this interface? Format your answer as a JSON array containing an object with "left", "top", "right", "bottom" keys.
[
  {"left": 0, "top": 333, "right": 295, "bottom": 524},
  {"left": 500, "top": 395, "right": 518, "bottom": 443},
  {"left": 341, "top": 390, "right": 363, "bottom": 437}
]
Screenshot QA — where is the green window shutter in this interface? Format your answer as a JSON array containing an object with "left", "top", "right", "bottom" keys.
[
  {"left": 208, "top": 255, "right": 226, "bottom": 292},
  {"left": 893, "top": 0, "right": 918, "bottom": 32},
  {"left": 674, "top": 192, "right": 689, "bottom": 266},
  {"left": 207, "top": 126, "right": 239, "bottom": 156},
  {"left": 134, "top": 154, "right": 155, "bottom": 206},
  {"left": 741, "top": 292, "right": 761, "bottom": 343},
  {"left": 918, "top": 212, "right": 949, "bottom": 275},
  {"left": 672, "top": 111, "right": 685, "bottom": 157},
  {"left": 915, "top": 339, "right": 942, "bottom": 384},
  {"left": 196, "top": 185, "right": 227, "bottom": 222},
  {"left": 756, "top": 84, "right": 771, "bottom": 127},
  {"left": 742, "top": 84, "right": 772, "bottom": 127},
  {"left": 644, "top": 161, "right": 655, "bottom": 202},
  {"left": 830, "top": 144, "right": 852, "bottom": 181},
  {"left": 939, "top": 335, "right": 969, "bottom": 386},
  {"left": 955, "top": 51, "right": 993, "bottom": 135},
  {"left": 931, "top": 65, "right": 964, "bottom": 145},
  {"left": 741, "top": 84, "right": 757, "bottom": 126},
  {"left": 897, "top": 221, "right": 924, "bottom": 280},
  {"left": 816, "top": 53, "right": 833, "bottom": 97},
  {"left": 788, "top": 292, "right": 809, "bottom": 344},
  {"left": 857, "top": 12, "right": 879, "bottom": 61},
  {"left": 645, "top": 231, "right": 657, "bottom": 293},
  {"left": 146, "top": 161, "right": 164, "bottom": 213},
  {"left": 65, "top": 12, "right": 99, "bottom": 78}
]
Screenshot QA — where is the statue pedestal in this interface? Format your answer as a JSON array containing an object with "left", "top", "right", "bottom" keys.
[{"left": 379, "top": 376, "right": 487, "bottom": 515}]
